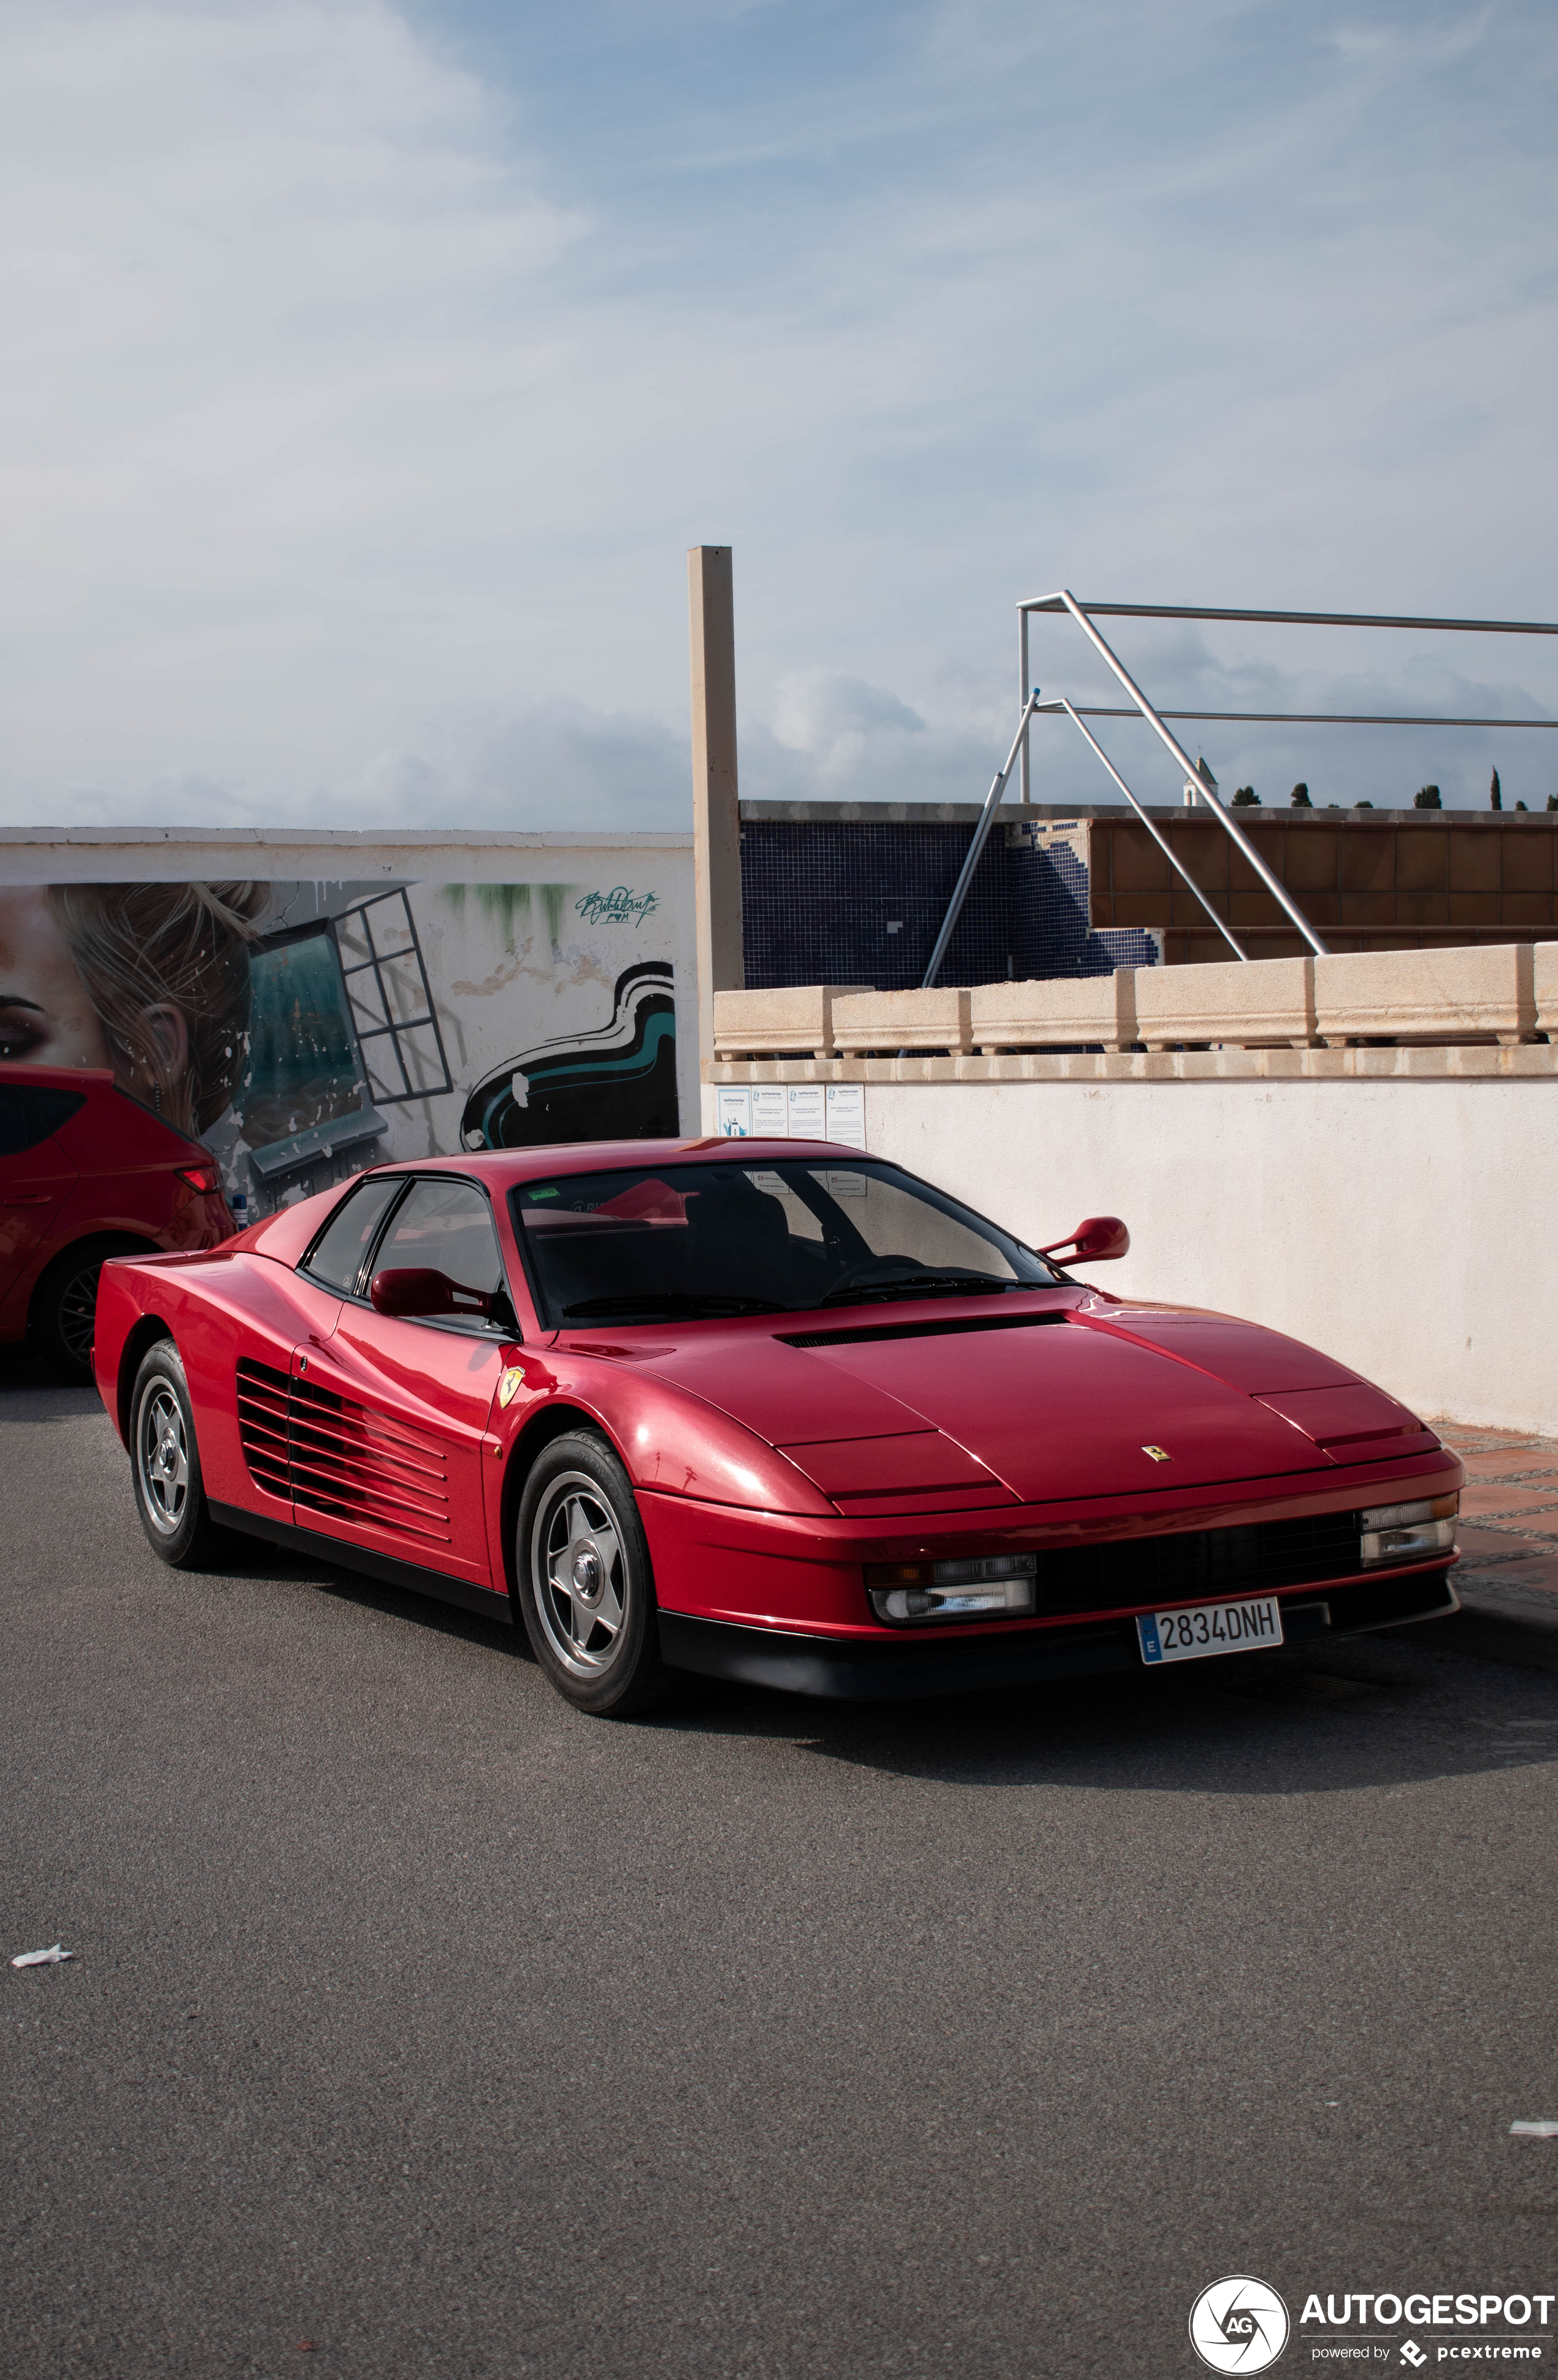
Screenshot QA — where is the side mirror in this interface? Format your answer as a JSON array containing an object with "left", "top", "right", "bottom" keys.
[
  {"left": 1037, "top": 1215, "right": 1129, "bottom": 1267},
  {"left": 370, "top": 1266, "right": 490, "bottom": 1319}
]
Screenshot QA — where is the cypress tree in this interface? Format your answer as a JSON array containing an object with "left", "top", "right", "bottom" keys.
[{"left": 1491, "top": 768, "right": 1502, "bottom": 810}]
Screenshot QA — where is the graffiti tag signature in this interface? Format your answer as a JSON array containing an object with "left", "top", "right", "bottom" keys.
[{"left": 575, "top": 886, "right": 659, "bottom": 929}]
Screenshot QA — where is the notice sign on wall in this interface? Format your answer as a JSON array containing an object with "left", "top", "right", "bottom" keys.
[{"left": 716, "top": 1083, "right": 865, "bottom": 1147}]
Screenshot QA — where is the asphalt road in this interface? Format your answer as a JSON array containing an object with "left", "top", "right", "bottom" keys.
[{"left": 4, "top": 1363, "right": 1558, "bottom": 2380}]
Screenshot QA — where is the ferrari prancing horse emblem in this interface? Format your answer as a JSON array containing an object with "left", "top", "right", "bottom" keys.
[
  {"left": 498, "top": 1366, "right": 526, "bottom": 1408},
  {"left": 1142, "top": 1445, "right": 1172, "bottom": 1462}
]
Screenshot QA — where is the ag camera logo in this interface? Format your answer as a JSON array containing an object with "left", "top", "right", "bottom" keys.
[{"left": 1189, "top": 2276, "right": 1291, "bottom": 2373}]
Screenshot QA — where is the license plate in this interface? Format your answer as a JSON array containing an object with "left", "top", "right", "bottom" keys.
[{"left": 1137, "top": 1595, "right": 1284, "bottom": 1664}]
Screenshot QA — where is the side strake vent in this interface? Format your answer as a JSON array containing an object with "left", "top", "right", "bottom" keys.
[
  {"left": 236, "top": 1358, "right": 291, "bottom": 1502},
  {"left": 236, "top": 1357, "right": 451, "bottom": 1547},
  {"left": 782, "top": 1308, "right": 1072, "bottom": 1353}
]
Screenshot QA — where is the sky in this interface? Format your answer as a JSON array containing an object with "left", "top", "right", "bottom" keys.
[{"left": 1, "top": 0, "right": 1554, "bottom": 830}]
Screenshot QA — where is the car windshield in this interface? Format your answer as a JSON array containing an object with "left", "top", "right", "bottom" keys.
[{"left": 511, "top": 1158, "right": 1058, "bottom": 1326}]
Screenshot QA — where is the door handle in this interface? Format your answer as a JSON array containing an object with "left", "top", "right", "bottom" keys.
[{"left": 0, "top": 1194, "right": 54, "bottom": 1207}]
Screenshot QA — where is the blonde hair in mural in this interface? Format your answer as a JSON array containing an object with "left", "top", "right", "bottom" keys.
[{"left": 46, "top": 881, "right": 269, "bottom": 1135}]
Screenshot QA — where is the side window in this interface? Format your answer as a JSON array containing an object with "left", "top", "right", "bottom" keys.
[
  {"left": 372, "top": 1179, "right": 504, "bottom": 1300},
  {"left": 0, "top": 1086, "right": 86, "bottom": 1157},
  {"left": 303, "top": 1176, "right": 405, "bottom": 1294}
]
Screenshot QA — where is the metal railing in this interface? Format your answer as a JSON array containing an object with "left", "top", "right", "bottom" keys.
[
  {"left": 992, "top": 593, "right": 1558, "bottom": 973},
  {"left": 920, "top": 690, "right": 1043, "bottom": 989}
]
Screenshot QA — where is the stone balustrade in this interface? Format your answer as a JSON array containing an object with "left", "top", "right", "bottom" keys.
[
  {"left": 1314, "top": 945, "right": 1538, "bottom": 1048},
  {"left": 832, "top": 988, "right": 971, "bottom": 1054},
  {"left": 1130, "top": 955, "right": 1317, "bottom": 1053},
  {"left": 969, "top": 974, "right": 1134, "bottom": 1054},
  {"left": 713, "top": 941, "right": 1556, "bottom": 1062},
  {"left": 1540, "top": 942, "right": 1558, "bottom": 1040},
  {"left": 705, "top": 984, "right": 869, "bottom": 1059}
]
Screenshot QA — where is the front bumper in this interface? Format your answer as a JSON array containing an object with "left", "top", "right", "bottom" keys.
[{"left": 658, "top": 1567, "right": 1460, "bottom": 1701}]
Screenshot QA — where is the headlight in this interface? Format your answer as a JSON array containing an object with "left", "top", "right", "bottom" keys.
[
  {"left": 867, "top": 1553, "right": 1037, "bottom": 1624},
  {"left": 1359, "top": 1492, "right": 1458, "bottom": 1566}
]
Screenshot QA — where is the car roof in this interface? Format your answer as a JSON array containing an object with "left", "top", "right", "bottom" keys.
[
  {"left": 0, "top": 1062, "right": 117, "bottom": 1092},
  {"left": 363, "top": 1138, "right": 862, "bottom": 1188}
]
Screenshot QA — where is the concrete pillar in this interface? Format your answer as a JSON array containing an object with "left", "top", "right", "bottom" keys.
[{"left": 688, "top": 545, "right": 743, "bottom": 1073}]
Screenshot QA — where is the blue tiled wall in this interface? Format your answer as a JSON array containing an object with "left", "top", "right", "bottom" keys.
[{"left": 740, "top": 819, "right": 1158, "bottom": 989}]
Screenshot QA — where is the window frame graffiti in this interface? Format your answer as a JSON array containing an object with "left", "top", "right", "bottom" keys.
[{"left": 335, "top": 889, "right": 455, "bottom": 1107}]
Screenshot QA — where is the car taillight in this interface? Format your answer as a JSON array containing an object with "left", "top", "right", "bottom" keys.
[{"left": 175, "top": 1164, "right": 221, "bottom": 1193}]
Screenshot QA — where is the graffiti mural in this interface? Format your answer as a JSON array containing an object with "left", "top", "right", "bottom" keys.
[
  {"left": 0, "top": 874, "right": 685, "bottom": 1217},
  {"left": 460, "top": 963, "right": 677, "bottom": 1150}
]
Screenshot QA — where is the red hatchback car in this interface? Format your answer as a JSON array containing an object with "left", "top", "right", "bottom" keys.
[
  {"left": 90, "top": 1138, "right": 1463, "bottom": 1714},
  {"left": 1, "top": 1062, "right": 235, "bottom": 1381}
]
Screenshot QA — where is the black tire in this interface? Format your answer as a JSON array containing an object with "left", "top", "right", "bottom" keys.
[
  {"left": 31, "top": 1235, "right": 144, "bottom": 1385},
  {"left": 128, "top": 1341, "right": 229, "bottom": 1569},
  {"left": 515, "top": 1431, "right": 674, "bottom": 1716}
]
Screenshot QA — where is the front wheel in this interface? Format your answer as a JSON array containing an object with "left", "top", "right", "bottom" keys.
[
  {"left": 129, "top": 1342, "right": 229, "bottom": 1569},
  {"left": 515, "top": 1432, "right": 673, "bottom": 1716}
]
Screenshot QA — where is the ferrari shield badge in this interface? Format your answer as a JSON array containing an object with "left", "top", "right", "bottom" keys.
[
  {"left": 498, "top": 1366, "right": 526, "bottom": 1408},
  {"left": 1142, "top": 1444, "right": 1172, "bottom": 1462}
]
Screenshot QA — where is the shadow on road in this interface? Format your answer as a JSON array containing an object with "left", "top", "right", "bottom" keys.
[
  {"left": 691, "top": 1629, "right": 1558, "bottom": 1799},
  {"left": 0, "top": 1359, "right": 102, "bottom": 1422},
  {"left": 204, "top": 1530, "right": 1558, "bottom": 1801}
]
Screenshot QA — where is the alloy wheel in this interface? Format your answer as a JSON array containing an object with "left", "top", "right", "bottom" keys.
[
  {"left": 57, "top": 1262, "right": 101, "bottom": 1364},
  {"left": 137, "top": 1382, "right": 190, "bottom": 1535},
  {"left": 531, "top": 1472, "right": 629, "bottom": 1678}
]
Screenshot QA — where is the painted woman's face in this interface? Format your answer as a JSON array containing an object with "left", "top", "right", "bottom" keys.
[{"left": 0, "top": 887, "right": 115, "bottom": 1070}]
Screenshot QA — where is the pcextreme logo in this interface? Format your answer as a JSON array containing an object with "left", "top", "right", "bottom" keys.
[{"left": 1190, "top": 2277, "right": 1291, "bottom": 2373}]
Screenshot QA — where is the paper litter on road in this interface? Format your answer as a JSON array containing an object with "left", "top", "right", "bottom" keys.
[
  {"left": 1509, "top": 2120, "right": 1558, "bottom": 2137},
  {"left": 10, "top": 1943, "right": 74, "bottom": 1968}
]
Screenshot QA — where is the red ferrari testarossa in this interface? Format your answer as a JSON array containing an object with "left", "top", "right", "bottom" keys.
[{"left": 93, "top": 1139, "right": 1462, "bottom": 1714}]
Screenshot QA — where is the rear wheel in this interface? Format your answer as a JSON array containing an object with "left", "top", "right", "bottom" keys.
[
  {"left": 129, "top": 1342, "right": 228, "bottom": 1568},
  {"left": 31, "top": 1235, "right": 144, "bottom": 1384},
  {"left": 515, "top": 1432, "right": 674, "bottom": 1716}
]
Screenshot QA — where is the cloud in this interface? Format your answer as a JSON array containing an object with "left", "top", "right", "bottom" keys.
[
  {"left": 0, "top": 0, "right": 1553, "bottom": 827},
  {"left": 745, "top": 669, "right": 994, "bottom": 804}
]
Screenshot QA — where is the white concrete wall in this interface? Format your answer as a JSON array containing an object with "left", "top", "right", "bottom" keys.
[{"left": 704, "top": 1073, "right": 1557, "bottom": 1435}]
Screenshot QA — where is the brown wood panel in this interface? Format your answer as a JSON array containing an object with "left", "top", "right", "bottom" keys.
[
  {"left": 1284, "top": 829, "right": 1341, "bottom": 891},
  {"left": 1501, "top": 836, "right": 1554, "bottom": 891},
  {"left": 1105, "top": 825, "right": 1172, "bottom": 894},
  {"left": 1448, "top": 835, "right": 1502, "bottom": 893},
  {"left": 1448, "top": 893, "right": 1502, "bottom": 927},
  {"left": 1338, "top": 831, "right": 1395, "bottom": 892},
  {"left": 1162, "top": 825, "right": 1229, "bottom": 886},
  {"left": 1080, "top": 810, "right": 1558, "bottom": 956},
  {"left": 1107, "top": 894, "right": 1171, "bottom": 929},
  {"left": 1397, "top": 831, "right": 1450, "bottom": 890}
]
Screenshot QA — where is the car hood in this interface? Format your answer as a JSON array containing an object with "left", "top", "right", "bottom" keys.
[{"left": 643, "top": 1297, "right": 1435, "bottom": 1505}]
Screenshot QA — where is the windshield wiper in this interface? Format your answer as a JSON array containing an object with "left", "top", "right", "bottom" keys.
[
  {"left": 560, "top": 1292, "right": 789, "bottom": 1319},
  {"left": 818, "top": 1271, "right": 1017, "bottom": 1308}
]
